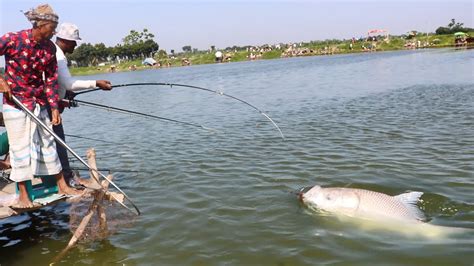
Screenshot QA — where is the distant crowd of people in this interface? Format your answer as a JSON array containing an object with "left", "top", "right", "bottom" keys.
[{"left": 404, "top": 40, "right": 432, "bottom": 49}]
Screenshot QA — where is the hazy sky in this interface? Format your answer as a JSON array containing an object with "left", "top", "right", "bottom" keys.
[{"left": 1, "top": 0, "right": 473, "bottom": 53}]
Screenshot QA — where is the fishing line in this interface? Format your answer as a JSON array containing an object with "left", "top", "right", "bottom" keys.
[
  {"left": 11, "top": 95, "right": 141, "bottom": 215},
  {"left": 64, "top": 99, "right": 216, "bottom": 132},
  {"left": 74, "top": 82, "right": 285, "bottom": 139}
]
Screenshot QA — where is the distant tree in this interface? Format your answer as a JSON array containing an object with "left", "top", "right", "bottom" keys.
[
  {"left": 92, "top": 43, "right": 109, "bottom": 62},
  {"left": 435, "top": 27, "right": 451, "bottom": 35},
  {"left": 436, "top": 19, "right": 473, "bottom": 35},
  {"left": 156, "top": 49, "right": 168, "bottom": 59},
  {"left": 210, "top": 45, "right": 215, "bottom": 51},
  {"left": 123, "top": 29, "right": 154, "bottom": 45},
  {"left": 111, "top": 44, "right": 127, "bottom": 61},
  {"left": 182, "top": 45, "right": 192, "bottom": 53},
  {"left": 170, "top": 49, "right": 175, "bottom": 55},
  {"left": 448, "top": 19, "right": 458, "bottom": 28},
  {"left": 121, "top": 29, "right": 159, "bottom": 59},
  {"left": 69, "top": 43, "right": 95, "bottom": 66},
  {"left": 123, "top": 30, "right": 140, "bottom": 45},
  {"left": 142, "top": 39, "right": 159, "bottom": 57},
  {"left": 141, "top": 28, "right": 155, "bottom": 41}
]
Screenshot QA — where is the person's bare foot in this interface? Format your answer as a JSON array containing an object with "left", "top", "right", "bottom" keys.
[
  {"left": 76, "top": 176, "right": 100, "bottom": 188},
  {"left": 11, "top": 200, "right": 35, "bottom": 209},
  {"left": 58, "top": 185, "right": 83, "bottom": 196},
  {"left": 55, "top": 172, "right": 83, "bottom": 196},
  {"left": 12, "top": 182, "right": 34, "bottom": 209}
]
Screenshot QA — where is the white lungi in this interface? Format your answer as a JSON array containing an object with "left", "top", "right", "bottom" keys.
[{"left": 3, "top": 104, "right": 62, "bottom": 182}]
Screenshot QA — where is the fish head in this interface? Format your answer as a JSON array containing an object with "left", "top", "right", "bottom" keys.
[
  {"left": 298, "top": 185, "right": 323, "bottom": 204},
  {"left": 297, "top": 186, "right": 318, "bottom": 201},
  {"left": 300, "top": 186, "right": 359, "bottom": 213}
]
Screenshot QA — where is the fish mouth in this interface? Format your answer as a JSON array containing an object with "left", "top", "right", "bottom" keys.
[{"left": 297, "top": 186, "right": 314, "bottom": 202}]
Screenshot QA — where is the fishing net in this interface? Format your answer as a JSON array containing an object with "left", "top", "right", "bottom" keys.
[
  {"left": 68, "top": 187, "right": 137, "bottom": 243},
  {"left": 51, "top": 149, "right": 141, "bottom": 263}
]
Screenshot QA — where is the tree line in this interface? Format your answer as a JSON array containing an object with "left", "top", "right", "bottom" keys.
[{"left": 69, "top": 29, "right": 159, "bottom": 67}]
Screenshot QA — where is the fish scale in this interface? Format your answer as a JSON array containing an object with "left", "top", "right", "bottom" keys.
[{"left": 350, "top": 188, "right": 420, "bottom": 221}]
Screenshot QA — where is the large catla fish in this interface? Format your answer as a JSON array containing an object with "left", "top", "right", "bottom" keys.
[{"left": 299, "top": 186, "right": 464, "bottom": 238}]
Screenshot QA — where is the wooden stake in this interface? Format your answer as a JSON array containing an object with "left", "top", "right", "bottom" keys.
[
  {"left": 86, "top": 149, "right": 101, "bottom": 186},
  {"left": 52, "top": 149, "right": 113, "bottom": 264}
]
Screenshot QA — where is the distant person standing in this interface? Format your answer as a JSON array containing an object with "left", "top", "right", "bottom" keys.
[
  {"left": 0, "top": 4, "right": 81, "bottom": 208},
  {"left": 54, "top": 22, "right": 112, "bottom": 186}
]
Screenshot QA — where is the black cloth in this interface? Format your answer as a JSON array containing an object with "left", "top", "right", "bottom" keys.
[
  {"left": 52, "top": 122, "right": 73, "bottom": 183},
  {"left": 47, "top": 107, "right": 73, "bottom": 183}
]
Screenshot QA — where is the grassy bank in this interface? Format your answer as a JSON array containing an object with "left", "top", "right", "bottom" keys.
[{"left": 69, "top": 33, "right": 471, "bottom": 76}]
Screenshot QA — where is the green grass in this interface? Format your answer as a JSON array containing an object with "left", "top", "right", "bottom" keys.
[
  {"left": 230, "top": 51, "right": 250, "bottom": 62},
  {"left": 260, "top": 50, "right": 282, "bottom": 60}
]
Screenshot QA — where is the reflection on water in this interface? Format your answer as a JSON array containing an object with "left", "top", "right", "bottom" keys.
[{"left": 1, "top": 48, "right": 473, "bottom": 264}]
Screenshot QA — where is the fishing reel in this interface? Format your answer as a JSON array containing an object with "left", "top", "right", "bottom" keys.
[
  {"left": 62, "top": 90, "right": 79, "bottom": 108},
  {"left": 68, "top": 100, "right": 79, "bottom": 108}
]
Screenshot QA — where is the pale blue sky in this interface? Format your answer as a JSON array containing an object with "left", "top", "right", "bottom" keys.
[{"left": 1, "top": 0, "right": 473, "bottom": 53}]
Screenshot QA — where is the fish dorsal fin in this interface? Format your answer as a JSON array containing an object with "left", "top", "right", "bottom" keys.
[{"left": 394, "top": 191, "right": 425, "bottom": 221}]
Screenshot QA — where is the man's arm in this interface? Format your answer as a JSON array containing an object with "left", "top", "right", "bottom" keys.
[
  {"left": 56, "top": 52, "right": 111, "bottom": 93},
  {"left": 45, "top": 48, "right": 61, "bottom": 125}
]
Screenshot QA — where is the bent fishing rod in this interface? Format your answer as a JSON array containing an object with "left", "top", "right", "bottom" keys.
[
  {"left": 11, "top": 95, "right": 141, "bottom": 216},
  {"left": 74, "top": 82, "right": 285, "bottom": 139},
  {"left": 65, "top": 134, "right": 121, "bottom": 144},
  {"left": 63, "top": 99, "right": 215, "bottom": 132}
]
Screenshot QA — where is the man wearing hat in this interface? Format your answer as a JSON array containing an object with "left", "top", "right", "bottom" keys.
[
  {"left": 54, "top": 22, "right": 112, "bottom": 187},
  {"left": 0, "top": 4, "right": 81, "bottom": 208}
]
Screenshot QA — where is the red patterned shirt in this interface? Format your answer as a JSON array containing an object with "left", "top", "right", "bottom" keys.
[{"left": 0, "top": 29, "right": 59, "bottom": 110}]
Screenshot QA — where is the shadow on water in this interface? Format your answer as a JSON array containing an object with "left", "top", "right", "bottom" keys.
[
  {"left": 0, "top": 203, "right": 134, "bottom": 265},
  {"left": 0, "top": 205, "right": 70, "bottom": 264}
]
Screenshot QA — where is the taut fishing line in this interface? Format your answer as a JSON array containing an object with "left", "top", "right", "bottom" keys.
[
  {"left": 63, "top": 99, "right": 217, "bottom": 132},
  {"left": 74, "top": 82, "right": 285, "bottom": 139}
]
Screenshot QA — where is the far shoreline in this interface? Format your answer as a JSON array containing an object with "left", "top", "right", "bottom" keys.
[{"left": 70, "top": 34, "right": 472, "bottom": 77}]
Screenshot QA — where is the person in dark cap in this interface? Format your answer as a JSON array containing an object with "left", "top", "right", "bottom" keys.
[{"left": 0, "top": 4, "right": 81, "bottom": 208}]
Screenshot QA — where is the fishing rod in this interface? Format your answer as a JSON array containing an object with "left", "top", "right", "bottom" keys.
[
  {"left": 63, "top": 99, "right": 216, "bottom": 132},
  {"left": 11, "top": 95, "right": 141, "bottom": 216},
  {"left": 65, "top": 134, "right": 121, "bottom": 144},
  {"left": 74, "top": 82, "right": 285, "bottom": 139}
]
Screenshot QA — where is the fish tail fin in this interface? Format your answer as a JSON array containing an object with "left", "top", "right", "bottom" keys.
[{"left": 394, "top": 191, "right": 425, "bottom": 221}]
